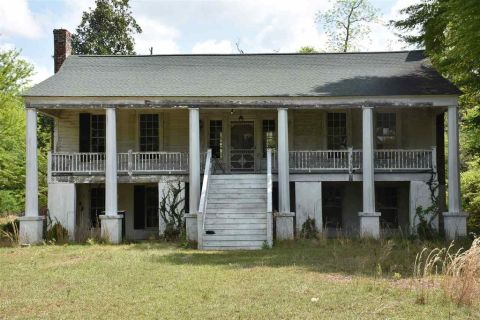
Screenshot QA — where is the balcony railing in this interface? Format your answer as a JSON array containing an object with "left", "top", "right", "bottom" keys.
[
  {"left": 50, "top": 151, "right": 189, "bottom": 175},
  {"left": 50, "top": 148, "right": 436, "bottom": 176},
  {"left": 273, "top": 148, "right": 436, "bottom": 173}
]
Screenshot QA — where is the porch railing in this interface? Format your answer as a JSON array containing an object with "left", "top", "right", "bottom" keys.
[
  {"left": 273, "top": 148, "right": 435, "bottom": 173},
  {"left": 51, "top": 151, "right": 189, "bottom": 175}
]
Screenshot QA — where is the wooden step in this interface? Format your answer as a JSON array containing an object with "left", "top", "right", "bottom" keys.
[
  {"left": 207, "top": 198, "right": 266, "bottom": 204},
  {"left": 207, "top": 213, "right": 266, "bottom": 219},
  {"left": 203, "top": 234, "right": 267, "bottom": 241},
  {"left": 203, "top": 240, "right": 265, "bottom": 247},
  {"left": 206, "top": 229, "right": 267, "bottom": 235},
  {"left": 205, "top": 218, "right": 266, "bottom": 225},
  {"left": 202, "top": 246, "right": 262, "bottom": 251},
  {"left": 208, "top": 188, "right": 265, "bottom": 194},
  {"left": 207, "top": 203, "right": 266, "bottom": 209},
  {"left": 204, "top": 224, "right": 266, "bottom": 230},
  {"left": 207, "top": 208, "right": 266, "bottom": 214},
  {"left": 211, "top": 174, "right": 265, "bottom": 180},
  {"left": 207, "top": 193, "right": 266, "bottom": 199}
]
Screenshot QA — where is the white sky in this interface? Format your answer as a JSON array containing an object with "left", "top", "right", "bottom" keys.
[{"left": 0, "top": 0, "right": 421, "bottom": 84}]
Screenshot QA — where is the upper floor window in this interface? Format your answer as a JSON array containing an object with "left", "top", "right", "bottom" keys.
[
  {"left": 376, "top": 113, "right": 396, "bottom": 149},
  {"left": 327, "top": 112, "right": 347, "bottom": 149},
  {"left": 209, "top": 120, "right": 223, "bottom": 158},
  {"left": 79, "top": 113, "right": 105, "bottom": 152},
  {"left": 262, "top": 119, "right": 276, "bottom": 158},
  {"left": 139, "top": 114, "right": 159, "bottom": 152}
]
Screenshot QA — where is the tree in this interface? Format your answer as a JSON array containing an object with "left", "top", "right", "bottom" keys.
[
  {"left": 0, "top": 49, "right": 49, "bottom": 214},
  {"left": 72, "top": 0, "right": 142, "bottom": 55},
  {"left": 316, "top": 0, "right": 379, "bottom": 52},
  {"left": 393, "top": 0, "right": 480, "bottom": 232},
  {"left": 0, "top": 50, "right": 33, "bottom": 96},
  {"left": 298, "top": 46, "right": 319, "bottom": 53}
]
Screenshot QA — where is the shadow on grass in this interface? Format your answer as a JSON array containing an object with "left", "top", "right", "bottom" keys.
[{"left": 127, "top": 237, "right": 468, "bottom": 278}]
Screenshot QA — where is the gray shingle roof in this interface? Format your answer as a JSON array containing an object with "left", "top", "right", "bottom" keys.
[{"left": 25, "top": 50, "right": 460, "bottom": 98}]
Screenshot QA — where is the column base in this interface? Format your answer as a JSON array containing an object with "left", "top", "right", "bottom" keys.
[
  {"left": 443, "top": 212, "right": 468, "bottom": 240},
  {"left": 19, "top": 216, "right": 44, "bottom": 244},
  {"left": 358, "top": 212, "right": 381, "bottom": 239},
  {"left": 185, "top": 213, "right": 198, "bottom": 242},
  {"left": 275, "top": 212, "right": 295, "bottom": 240},
  {"left": 100, "top": 215, "right": 123, "bottom": 244}
]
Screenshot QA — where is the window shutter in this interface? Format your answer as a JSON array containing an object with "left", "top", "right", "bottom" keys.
[
  {"left": 79, "top": 113, "right": 91, "bottom": 152},
  {"left": 134, "top": 186, "right": 146, "bottom": 229}
]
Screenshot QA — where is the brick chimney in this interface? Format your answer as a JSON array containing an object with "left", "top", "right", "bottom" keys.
[{"left": 53, "top": 29, "right": 72, "bottom": 73}]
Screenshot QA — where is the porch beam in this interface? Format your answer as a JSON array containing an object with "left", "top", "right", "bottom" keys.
[
  {"left": 358, "top": 106, "right": 380, "bottom": 238},
  {"left": 443, "top": 105, "right": 467, "bottom": 239},
  {"left": 189, "top": 108, "right": 201, "bottom": 214}
]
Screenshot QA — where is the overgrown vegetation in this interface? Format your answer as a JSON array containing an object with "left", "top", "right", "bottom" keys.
[
  {"left": 414, "top": 236, "right": 480, "bottom": 306},
  {"left": 1, "top": 238, "right": 478, "bottom": 318},
  {"left": 300, "top": 217, "right": 319, "bottom": 239},
  {"left": 159, "top": 182, "right": 186, "bottom": 241}
]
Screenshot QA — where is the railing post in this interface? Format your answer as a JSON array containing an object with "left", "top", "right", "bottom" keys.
[
  {"left": 347, "top": 146, "right": 353, "bottom": 175},
  {"left": 127, "top": 149, "right": 133, "bottom": 176},
  {"left": 47, "top": 151, "right": 52, "bottom": 183},
  {"left": 431, "top": 146, "right": 437, "bottom": 173}
]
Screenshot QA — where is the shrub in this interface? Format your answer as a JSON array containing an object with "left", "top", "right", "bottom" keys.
[
  {"left": 45, "top": 222, "right": 69, "bottom": 244},
  {"left": 300, "top": 217, "right": 318, "bottom": 239}
]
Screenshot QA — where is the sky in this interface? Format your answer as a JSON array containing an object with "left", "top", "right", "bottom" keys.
[{"left": 0, "top": 0, "right": 421, "bottom": 85}]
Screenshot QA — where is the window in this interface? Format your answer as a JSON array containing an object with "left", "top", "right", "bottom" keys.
[
  {"left": 145, "top": 187, "right": 159, "bottom": 228},
  {"left": 376, "top": 187, "right": 398, "bottom": 229},
  {"left": 209, "top": 120, "right": 223, "bottom": 158},
  {"left": 139, "top": 114, "right": 160, "bottom": 151},
  {"left": 262, "top": 120, "right": 276, "bottom": 157},
  {"left": 79, "top": 113, "right": 105, "bottom": 152},
  {"left": 327, "top": 112, "right": 347, "bottom": 149},
  {"left": 91, "top": 115, "right": 105, "bottom": 152},
  {"left": 134, "top": 185, "right": 159, "bottom": 229},
  {"left": 90, "top": 187, "right": 105, "bottom": 227},
  {"left": 376, "top": 113, "right": 396, "bottom": 149},
  {"left": 322, "top": 185, "right": 343, "bottom": 228}
]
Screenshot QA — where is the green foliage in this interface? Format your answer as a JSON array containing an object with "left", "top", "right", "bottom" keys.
[
  {"left": 159, "top": 182, "right": 185, "bottom": 241},
  {"left": 0, "top": 50, "right": 33, "bottom": 95},
  {"left": 298, "top": 46, "right": 319, "bottom": 53},
  {"left": 393, "top": 0, "right": 480, "bottom": 233},
  {"left": 316, "top": 0, "right": 379, "bottom": 52},
  {"left": 300, "top": 217, "right": 318, "bottom": 239},
  {"left": 72, "top": 0, "right": 142, "bottom": 55},
  {"left": 462, "top": 162, "right": 480, "bottom": 234}
]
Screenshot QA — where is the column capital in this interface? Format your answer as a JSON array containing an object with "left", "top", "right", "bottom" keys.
[
  {"left": 277, "top": 107, "right": 288, "bottom": 111},
  {"left": 362, "top": 105, "right": 374, "bottom": 110}
]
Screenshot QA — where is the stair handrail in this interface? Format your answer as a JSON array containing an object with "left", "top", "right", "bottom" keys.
[
  {"left": 266, "top": 148, "right": 273, "bottom": 247},
  {"left": 198, "top": 149, "right": 213, "bottom": 237}
]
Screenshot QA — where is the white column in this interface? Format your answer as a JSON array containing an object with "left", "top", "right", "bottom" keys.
[
  {"left": 105, "top": 107, "right": 118, "bottom": 215},
  {"left": 443, "top": 106, "right": 467, "bottom": 239},
  {"left": 25, "top": 108, "right": 39, "bottom": 217},
  {"left": 100, "top": 107, "right": 122, "bottom": 244},
  {"left": 277, "top": 108, "right": 290, "bottom": 213},
  {"left": 19, "top": 108, "right": 44, "bottom": 244},
  {"left": 359, "top": 106, "right": 380, "bottom": 238},
  {"left": 189, "top": 108, "right": 201, "bottom": 214}
]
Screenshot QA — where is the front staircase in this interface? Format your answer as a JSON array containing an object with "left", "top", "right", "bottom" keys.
[{"left": 202, "top": 174, "right": 269, "bottom": 250}]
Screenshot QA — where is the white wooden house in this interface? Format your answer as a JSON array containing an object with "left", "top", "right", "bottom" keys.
[{"left": 19, "top": 29, "right": 468, "bottom": 249}]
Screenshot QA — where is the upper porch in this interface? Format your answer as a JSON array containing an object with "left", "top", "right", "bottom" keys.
[{"left": 45, "top": 106, "right": 442, "bottom": 180}]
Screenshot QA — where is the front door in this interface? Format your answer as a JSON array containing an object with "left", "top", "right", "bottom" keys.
[{"left": 230, "top": 121, "right": 255, "bottom": 172}]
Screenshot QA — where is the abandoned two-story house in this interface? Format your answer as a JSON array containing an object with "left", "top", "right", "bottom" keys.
[{"left": 18, "top": 29, "right": 468, "bottom": 249}]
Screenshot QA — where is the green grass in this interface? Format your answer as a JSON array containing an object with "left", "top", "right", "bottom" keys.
[{"left": 0, "top": 239, "right": 478, "bottom": 319}]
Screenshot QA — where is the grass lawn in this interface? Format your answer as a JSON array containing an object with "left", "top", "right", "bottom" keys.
[{"left": 0, "top": 239, "right": 478, "bottom": 319}]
